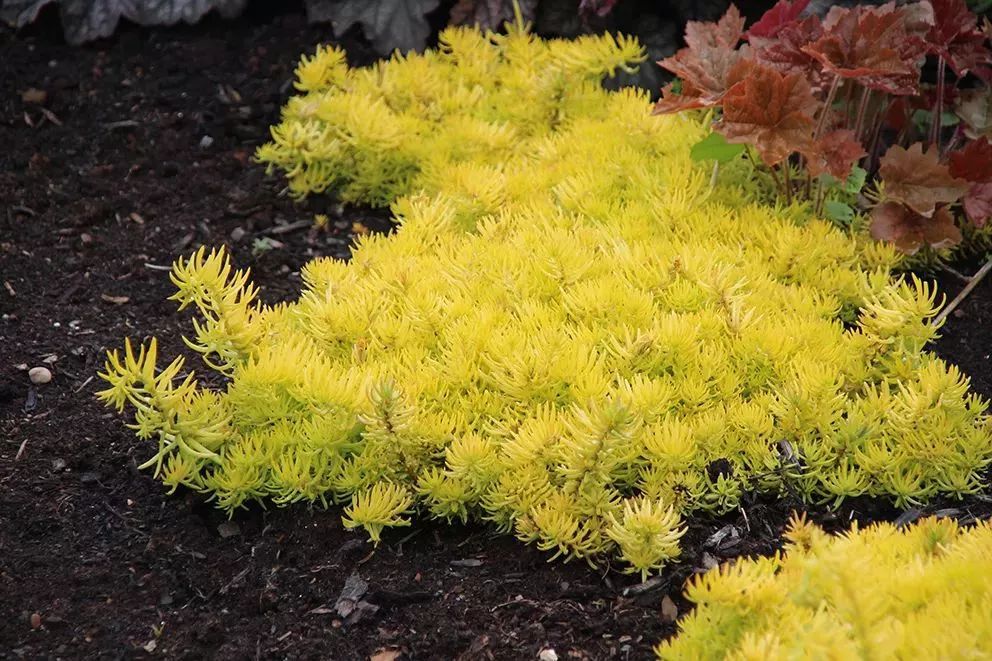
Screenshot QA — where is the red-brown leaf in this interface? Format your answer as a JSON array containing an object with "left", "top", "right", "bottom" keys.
[
  {"left": 746, "top": 0, "right": 810, "bottom": 40},
  {"left": 949, "top": 137, "right": 992, "bottom": 182},
  {"left": 870, "top": 202, "right": 962, "bottom": 254},
  {"left": 449, "top": 0, "right": 537, "bottom": 30},
  {"left": 885, "top": 96, "right": 912, "bottom": 133},
  {"left": 925, "top": 0, "right": 991, "bottom": 77},
  {"left": 715, "top": 60, "right": 819, "bottom": 166},
  {"left": 653, "top": 81, "right": 713, "bottom": 114},
  {"left": 802, "top": 4, "right": 924, "bottom": 95},
  {"left": 578, "top": 0, "right": 620, "bottom": 19},
  {"left": 802, "top": 129, "right": 867, "bottom": 180},
  {"left": 655, "top": 6, "right": 748, "bottom": 113},
  {"left": 879, "top": 143, "right": 969, "bottom": 217},
  {"left": 963, "top": 182, "right": 992, "bottom": 227},
  {"left": 751, "top": 16, "right": 831, "bottom": 92},
  {"left": 684, "top": 4, "right": 745, "bottom": 52}
]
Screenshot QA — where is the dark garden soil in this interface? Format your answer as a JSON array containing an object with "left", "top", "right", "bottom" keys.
[{"left": 2, "top": 6, "right": 991, "bottom": 661}]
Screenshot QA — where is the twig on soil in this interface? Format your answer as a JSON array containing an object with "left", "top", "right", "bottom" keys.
[
  {"left": 261, "top": 219, "right": 315, "bottom": 235},
  {"left": 14, "top": 439, "right": 28, "bottom": 461},
  {"left": 940, "top": 263, "right": 973, "bottom": 284},
  {"left": 932, "top": 256, "right": 992, "bottom": 327},
  {"left": 104, "top": 120, "right": 140, "bottom": 130},
  {"left": 10, "top": 205, "right": 36, "bottom": 216},
  {"left": 218, "top": 566, "right": 252, "bottom": 596},
  {"left": 622, "top": 576, "right": 666, "bottom": 596},
  {"left": 39, "top": 108, "right": 62, "bottom": 126},
  {"left": 491, "top": 597, "right": 538, "bottom": 612},
  {"left": 103, "top": 502, "right": 150, "bottom": 538},
  {"left": 225, "top": 204, "right": 265, "bottom": 218},
  {"left": 74, "top": 375, "right": 95, "bottom": 393},
  {"left": 144, "top": 263, "right": 173, "bottom": 271}
]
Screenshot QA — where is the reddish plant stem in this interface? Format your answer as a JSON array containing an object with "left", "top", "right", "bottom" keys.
[
  {"left": 865, "top": 98, "right": 891, "bottom": 176},
  {"left": 810, "top": 76, "right": 843, "bottom": 211},
  {"left": 768, "top": 164, "right": 785, "bottom": 199},
  {"left": 843, "top": 80, "right": 855, "bottom": 124},
  {"left": 853, "top": 87, "right": 872, "bottom": 142},
  {"left": 930, "top": 56, "right": 946, "bottom": 150},
  {"left": 784, "top": 163, "right": 793, "bottom": 204},
  {"left": 815, "top": 75, "right": 842, "bottom": 140}
]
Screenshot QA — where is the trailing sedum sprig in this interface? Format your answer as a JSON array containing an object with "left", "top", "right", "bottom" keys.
[
  {"left": 656, "top": 515, "right": 992, "bottom": 659},
  {"left": 100, "top": 25, "right": 992, "bottom": 577}
]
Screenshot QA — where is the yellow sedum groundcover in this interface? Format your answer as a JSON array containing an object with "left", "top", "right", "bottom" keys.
[
  {"left": 658, "top": 515, "right": 992, "bottom": 659},
  {"left": 100, "top": 24, "right": 992, "bottom": 580}
]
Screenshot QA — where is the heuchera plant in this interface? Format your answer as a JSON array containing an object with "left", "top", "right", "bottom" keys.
[{"left": 653, "top": 0, "right": 992, "bottom": 255}]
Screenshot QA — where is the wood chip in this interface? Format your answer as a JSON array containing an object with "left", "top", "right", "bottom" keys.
[
  {"left": 449, "top": 558, "right": 483, "bottom": 568},
  {"left": 4, "top": 280, "right": 15, "bottom": 297},
  {"left": 100, "top": 294, "right": 130, "bottom": 305},
  {"left": 39, "top": 108, "right": 63, "bottom": 126},
  {"left": 21, "top": 88, "right": 47, "bottom": 104},
  {"left": 660, "top": 595, "right": 679, "bottom": 623}
]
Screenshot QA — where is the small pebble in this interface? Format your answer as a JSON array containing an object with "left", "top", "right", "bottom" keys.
[
  {"left": 30, "top": 613, "right": 41, "bottom": 629},
  {"left": 52, "top": 458, "right": 66, "bottom": 471},
  {"left": 28, "top": 366, "right": 52, "bottom": 385},
  {"left": 230, "top": 227, "right": 246, "bottom": 241},
  {"left": 218, "top": 521, "right": 241, "bottom": 538},
  {"left": 538, "top": 648, "right": 558, "bottom": 661},
  {"left": 199, "top": 135, "right": 214, "bottom": 148}
]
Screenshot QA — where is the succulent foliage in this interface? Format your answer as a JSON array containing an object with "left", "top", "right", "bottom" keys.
[
  {"left": 101, "top": 25, "right": 992, "bottom": 577},
  {"left": 657, "top": 515, "right": 992, "bottom": 659}
]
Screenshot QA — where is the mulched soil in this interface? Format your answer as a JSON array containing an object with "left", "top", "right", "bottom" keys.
[{"left": 2, "top": 6, "right": 991, "bottom": 660}]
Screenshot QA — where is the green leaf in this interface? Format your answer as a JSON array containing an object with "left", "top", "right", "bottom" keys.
[
  {"left": 843, "top": 166, "right": 867, "bottom": 195},
  {"left": 825, "top": 200, "right": 854, "bottom": 224},
  {"left": 911, "top": 109, "right": 961, "bottom": 131},
  {"left": 690, "top": 132, "right": 746, "bottom": 163}
]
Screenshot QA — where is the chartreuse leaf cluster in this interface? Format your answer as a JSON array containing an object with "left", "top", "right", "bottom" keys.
[
  {"left": 100, "top": 26, "right": 992, "bottom": 579},
  {"left": 657, "top": 515, "right": 992, "bottom": 659}
]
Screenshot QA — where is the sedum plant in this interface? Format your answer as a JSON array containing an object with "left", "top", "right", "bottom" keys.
[
  {"left": 100, "top": 23, "right": 992, "bottom": 578},
  {"left": 657, "top": 515, "right": 992, "bottom": 659}
]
